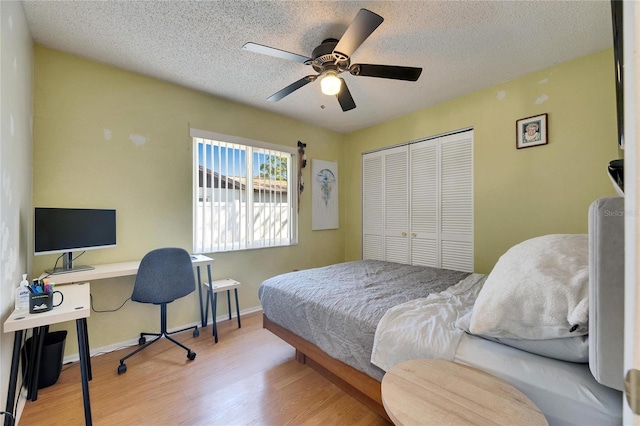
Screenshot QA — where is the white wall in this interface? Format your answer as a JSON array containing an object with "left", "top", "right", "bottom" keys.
[{"left": 0, "top": 1, "right": 33, "bottom": 420}]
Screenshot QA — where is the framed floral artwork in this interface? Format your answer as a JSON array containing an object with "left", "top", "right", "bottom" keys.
[{"left": 311, "top": 159, "right": 339, "bottom": 230}]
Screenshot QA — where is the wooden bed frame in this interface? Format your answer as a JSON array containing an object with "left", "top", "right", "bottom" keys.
[{"left": 263, "top": 314, "right": 391, "bottom": 422}]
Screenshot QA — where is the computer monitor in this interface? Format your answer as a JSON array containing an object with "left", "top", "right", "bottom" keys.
[{"left": 34, "top": 207, "right": 116, "bottom": 275}]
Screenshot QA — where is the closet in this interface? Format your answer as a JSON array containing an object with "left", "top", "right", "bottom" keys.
[{"left": 362, "top": 130, "right": 474, "bottom": 272}]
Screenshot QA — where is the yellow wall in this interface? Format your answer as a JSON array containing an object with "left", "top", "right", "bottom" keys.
[
  {"left": 33, "top": 46, "right": 345, "bottom": 354},
  {"left": 343, "top": 49, "right": 619, "bottom": 273}
]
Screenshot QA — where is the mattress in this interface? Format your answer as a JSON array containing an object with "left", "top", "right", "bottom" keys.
[
  {"left": 258, "top": 260, "right": 470, "bottom": 380},
  {"left": 454, "top": 334, "right": 623, "bottom": 426}
]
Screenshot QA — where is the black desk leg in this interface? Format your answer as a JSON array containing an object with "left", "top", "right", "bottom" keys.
[
  {"left": 76, "top": 318, "right": 92, "bottom": 426},
  {"left": 82, "top": 318, "right": 92, "bottom": 381},
  {"left": 234, "top": 288, "right": 242, "bottom": 328},
  {"left": 27, "top": 326, "right": 47, "bottom": 401},
  {"left": 206, "top": 264, "right": 219, "bottom": 341},
  {"left": 226, "top": 290, "right": 232, "bottom": 320},
  {"left": 205, "top": 264, "right": 213, "bottom": 327},
  {"left": 24, "top": 328, "right": 36, "bottom": 401},
  {"left": 212, "top": 292, "right": 218, "bottom": 343},
  {"left": 196, "top": 266, "right": 206, "bottom": 327},
  {"left": 4, "top": 330, "right": 23, "bottom": 426}
]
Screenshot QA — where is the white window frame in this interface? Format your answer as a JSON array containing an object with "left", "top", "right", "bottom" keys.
[{"left": 191, "top": 128, "right": 298, "bottom": 253}]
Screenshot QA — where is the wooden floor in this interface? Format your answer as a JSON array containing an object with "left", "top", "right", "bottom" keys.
[{"left": 19, "top": 311, "right": 389, "bottom": 425}]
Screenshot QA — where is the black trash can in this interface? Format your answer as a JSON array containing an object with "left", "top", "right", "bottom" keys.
[{"left": 23, "top": 330, "right": 67, "bottom": 389}]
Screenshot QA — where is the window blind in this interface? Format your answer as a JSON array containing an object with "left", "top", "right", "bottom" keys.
[{"left": 192, "top": 131, "right": 297, "bottom": 254}]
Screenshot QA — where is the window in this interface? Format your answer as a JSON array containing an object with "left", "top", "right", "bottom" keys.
[{"left": 191, "top": 129, "right": 298, "bottom": 253}]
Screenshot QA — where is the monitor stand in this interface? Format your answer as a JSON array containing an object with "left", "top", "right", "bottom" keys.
[
  {"left": 45, "top": 265, "right": 95, "bottom": 275},
  {"left": 45, "top": 251, "right": 95, "bottom": 275}
]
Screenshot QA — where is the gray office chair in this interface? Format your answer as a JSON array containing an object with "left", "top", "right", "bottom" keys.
[{"left": 117, "top": 248, "right": 199, "bottom": 374}]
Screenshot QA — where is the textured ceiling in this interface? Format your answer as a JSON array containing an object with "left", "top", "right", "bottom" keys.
[{"left": 21, "top": 1, "right": 613, "bottom": 134}]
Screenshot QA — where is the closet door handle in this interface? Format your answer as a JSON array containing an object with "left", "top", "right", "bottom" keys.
[
  {"left": 411, "top": 233, "right": 417, "bottom": 238},
  {"left": 401, "top": 232, "right": 407, "bottom": 237}
]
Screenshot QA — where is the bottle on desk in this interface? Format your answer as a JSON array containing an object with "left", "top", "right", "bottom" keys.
[{"left": 15, "top": 274, "right": 30, "bottom": 310}]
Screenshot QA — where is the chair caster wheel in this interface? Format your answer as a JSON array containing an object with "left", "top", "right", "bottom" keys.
[
  {"left": 139, "top": 336, "right": 146, "bottom": 345},
  {"left": 118, "top": 363, "right": 127, "bottom": 375},
  {"left": 193, "top": 328, "right": 199, "bottom": 338},
  {"left": 187, "top": 351, "right": 196, "bottom": 361}
]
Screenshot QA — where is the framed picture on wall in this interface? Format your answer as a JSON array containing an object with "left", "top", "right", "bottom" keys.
[
  {"left": 311, "top": 159, "right": 339, "bottom": 230},
  {"left": 516, "top": 113, "right": 548, "bottom": 149}
]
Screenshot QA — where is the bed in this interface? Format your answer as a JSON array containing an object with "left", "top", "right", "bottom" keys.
[{"left": 258, "top": 197, "right": 625, "bottom": 425}]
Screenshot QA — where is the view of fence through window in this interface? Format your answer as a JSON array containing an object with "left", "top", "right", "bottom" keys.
[{"left": 193, "top": 137, "right": 295, "bottom": 253}]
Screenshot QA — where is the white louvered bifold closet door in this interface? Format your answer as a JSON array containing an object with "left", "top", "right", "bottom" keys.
[
  {"left": 384, "top": 147, "right": 409, "bottom": 264},
  {"left": 362, "top": 153, "right": 384, "bottom": 260},
  {"left": 410, "top": 139, "right": 439, "bottom": 267},
  {"left": 440, "top": 132, "right": 473, "bottom": 272},
  {"left": 362, "top": 130, "right": 473, "bottom": 272}
]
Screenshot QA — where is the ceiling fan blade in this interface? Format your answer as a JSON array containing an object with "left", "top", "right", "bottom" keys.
[
  {"left": 243, "top": 42, "right": 311, "bottom": 64},
  {"left": 267, "top": 76, "right": 316, "bottom": 102},
  {"left": 332, "top": 9, "right": 384, "bottom": 61},
  {"left": 336, "top": 78, "right": 356, "bottom": 111},
  {"left": 349, "top": 64, "right": 422, "bottom": 81}
]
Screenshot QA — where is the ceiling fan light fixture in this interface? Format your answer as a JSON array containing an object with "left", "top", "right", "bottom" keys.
[
  {"left": 321, "top": 72, "right": 341, "bottom": 95},
  {"left": 246, "top": 9, "right": 421, "bottom": 111}
]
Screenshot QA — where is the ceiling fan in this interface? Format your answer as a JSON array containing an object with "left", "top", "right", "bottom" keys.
[{"left": 242, "top": 8, "right": 422, "bottom": 112}]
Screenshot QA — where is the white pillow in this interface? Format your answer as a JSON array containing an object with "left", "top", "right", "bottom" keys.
[
  {"left": 469, "top": 234, "right": 589, "bottom": 340},
  {"left": 456, "top": 312, "right": 588, "bottom": 363}
]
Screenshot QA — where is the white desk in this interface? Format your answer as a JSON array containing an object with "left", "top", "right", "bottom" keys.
[
  {"left": 39, "top": 261, "right": 141, "bottom": 283},
  {"left": 3, "top": 283, "right": 93, "bottom": 426},
  {"left": 3, "top": 255, "right": 215, "bottom": 426},
  {"left": 40, "top": 254, "right": 214, "bottom": 284},
  {"left": 40, "top": 254, "right": 215, "bottom": 327}
]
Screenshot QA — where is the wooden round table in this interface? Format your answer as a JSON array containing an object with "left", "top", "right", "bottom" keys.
[{"left": 381, "top": 359, "right": 548, "bottom": 425}]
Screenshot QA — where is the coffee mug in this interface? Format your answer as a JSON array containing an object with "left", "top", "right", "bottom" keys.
[{"left": 29, "top": 291, "right": 64, "bottom": 314}]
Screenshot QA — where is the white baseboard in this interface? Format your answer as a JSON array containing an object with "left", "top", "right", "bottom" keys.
[{"left": 62, "top": 305, "right": 263, "bottom": 364}]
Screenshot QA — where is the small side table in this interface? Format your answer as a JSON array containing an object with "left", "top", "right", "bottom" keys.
[
  {"left": 381, "top": 359, "right": 547, "bottom": 426},
  {"left": 203, "top": 279, "right": 241, "bottom": 343},
  {"left": 4, "top": 283, "right": 93, "bottom": 426}
]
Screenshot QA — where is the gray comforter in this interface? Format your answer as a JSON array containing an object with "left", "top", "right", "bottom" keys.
[{"left": 258, "top": 260, "right": 470, "bottom": 380}]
